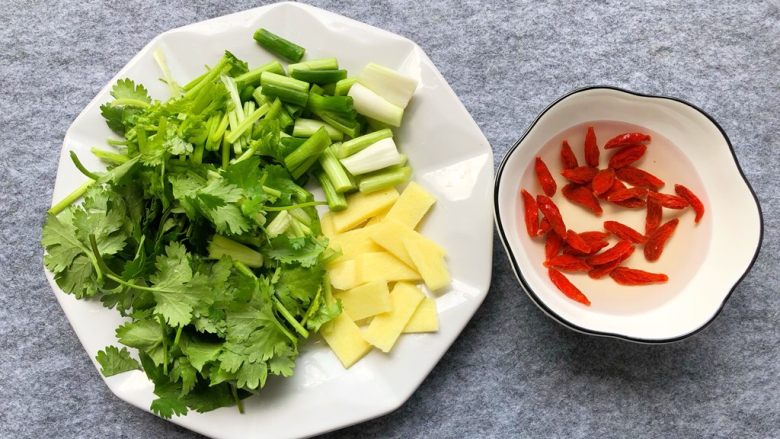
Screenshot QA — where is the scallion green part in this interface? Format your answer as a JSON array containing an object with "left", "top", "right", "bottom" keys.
[
  {"left": 316, "top": 171, "right": 347, "bottom": 211},
  {"left": 284, "top": 127, "right": 332, "bottom": 179},
  {"left": 319, "top": 146, "right": 354, "bottom": 193},
  {"left": 358, "top": 165, "right": 412, "bottom": 193},
  {"left": 253, "top": 28, "right": 305, "bottom": 62},
  {"left": 291, "top": 69, "right": 347, "bottom": 84}
]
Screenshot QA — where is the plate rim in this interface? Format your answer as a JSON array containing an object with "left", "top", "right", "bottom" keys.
[
  {"left": 492, "top": 85, "right": 764, "bottom": 344},
  {"left": 44, "top": 1, "right": 494, "bottom": 436}
]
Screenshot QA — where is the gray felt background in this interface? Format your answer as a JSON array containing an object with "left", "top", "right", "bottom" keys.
[{"left": 1, "top": 0, "right": 778, "bottom": 438}]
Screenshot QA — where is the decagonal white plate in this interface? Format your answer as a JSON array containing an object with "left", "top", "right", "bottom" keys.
[{"left": 44, "top": 2, "right": 493, "bottom": 438}]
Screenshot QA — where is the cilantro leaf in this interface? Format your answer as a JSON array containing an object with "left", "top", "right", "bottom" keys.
[
  {"left": 111, "top": 78, "right": 152, "bottom": 104},
  {"left": 181, "top": 338, "right": 223, "bottom": 372},
  {"left": 263, "top": 235, "right": 326, "bottom": 267},
  {"left": 95, "top": 345, "right": 141, "bottom": 377},
  {"left": 149, "top": 243, "right": 214, "bottom": 327}
]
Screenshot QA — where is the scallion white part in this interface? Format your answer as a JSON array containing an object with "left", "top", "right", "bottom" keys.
[
  {"left": 347, "top": 83, "right": 404, "bottom": 127},
  {"left": 340, "top": 137, "right": 403, "bottom": 175}
]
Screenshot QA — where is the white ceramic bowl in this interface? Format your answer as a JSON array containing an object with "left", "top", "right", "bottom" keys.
[{"left": 494, "top": 86, "right": 763, "bottom": 343}]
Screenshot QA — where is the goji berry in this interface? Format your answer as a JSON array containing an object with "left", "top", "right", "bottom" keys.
[
  {"left": 544, "top": 231, "right": 564, "bottom": 259},
  {"left": 587, "top": 240, "right": 634, "bottom": 266},
  {"left": 561, "top": 166, "right": 599, "bottom": 184},
  {"left": 564, "top": 240, "right": 609, "bottom": 256},
  {"left": 544, "top": 254, "right": 591, "bottom": 272},
  {"left": 536, "top": 195, "right": 566, "bottom": 237},
  {"left": 578, "top": 231, "right": 610, "bottom": 242},
  {"left": 675, "top": 184, "right": 705, "bottom": 223},
  {"left": 644, "top": 218, "right": 679, "bottom": 262},
  {"left": 615, "top": 166, "right": 665, "bottom": 190},
  {"left": 584, "top": 126, "right": 600, "bottom": 167},
  {"left": 612, "top": 198, "right": 647, "bottom": 208},
  {"left": 562, "top": 183, "right": 603, "bottom": 215},
  {"left": 520, "top": 188, "right": 538, "bottom": 237},
  {"left": 647, "top": 192, "right": 688, "bottom": 209},
  {"left": 548, "top": 268, "right": 591, "bottom": 306},
  {"left": 610, "top": 267, "right": 669, "bottom": 285},
  {"left": 534, "top": 157, "right": 557, "bottom": 197},
  {"left": 604, "top": 220, "right": 647, "bottom": 244},
  {"left": 560, "top": 140, "right": 578, "bottom": 169},
  {"left": 606, "top": 187, "right": 648, "bottom": 202},
  {"left": 591, "top": 168, "right": 616, "bottom": 195},
  {"left": 604, "top": 132, "right": 652, "bottom": 149},
  {"left": 565, "top": 229, "right": 592, "bottom": 254},
  {"left": 645, "top": 196, "right": 662, "bottom": 235},
  {"left": 588, "top": 246, "right": 635, "bottom": 279},
  {"left": 608, "top": 144, "right": 647, "bottom": 169},
  {"left": 599, "top": 178, "right": 627, "bottom": 200},
  {"left": 537, "top": 218, "right": 551, "bottom": 236}
]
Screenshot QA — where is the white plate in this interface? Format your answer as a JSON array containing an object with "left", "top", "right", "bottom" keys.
[
  {"left": 44, "top": 3, "right": 493, "bottom": 438},
  {"left": 494, "top": 86, "right": 762, "bottom": 342}
]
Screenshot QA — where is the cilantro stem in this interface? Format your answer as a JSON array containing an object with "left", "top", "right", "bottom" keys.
[
  {"left": 69, "top": 151, "right": 102, "bottom": 180},
  {"left": 173, "top": 325, "right": 183, "bottom": 347},
  {"left": 105, "top": 273, "right": 181, "bottom": 294},
  {"left": 263, "top": 201, "right": 327, "bottom": 211},
  {"left": 230, "top": 384, "right": 245, "bottom": 414},
  {"left": 273, "top": 298, "right": 309, "bottom": 338},
  {"left": 301, "top": 285, "right": 322, "bottom": 326},
  {"left": 158, "top": 315, "right": 169, "bottom": 375},
  {"left": 85, "top": 234, "right": 109, "bottom": 283},
  {"left": 221, "top": 137, "right": 230, "bottom": 169},
  {"left": 90, "top": 147, "right": 129, "bottom": 164},
  {"left": 48, "top": 180, "right": 94, "bottom": 215}
]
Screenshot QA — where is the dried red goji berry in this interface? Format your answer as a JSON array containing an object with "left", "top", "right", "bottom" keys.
[
  {"left": 604, "top": 132, "right": 652, "bottom": 149},
  {"left": 606, "top": 187, "right": 649, "bottom": 202},
  {"left": 565, "top": 229, "right": 592, "bottom": 253},
  {"left": 587, "top": 240, "right": 634, "bottom": 266},
  {"left": 615, "top": 166, "right": 665, "bottom": 190},
  {"left": 645, "top": 196, "right": 662, "bottom": 234},
  {"left": 604, "top": 220, "right": 647, "bottom": 244},
  {"left": 560, "top": 140, "right": 579, "bottom": 169},
  {"left": 544, "top": 254, "right": 591, "bottom": 272},
  {"left": 674, "top": 184, "right": 705, "bottom": 223},
  {"left": 599, "top": 178, "right": 627, "bottom": 200},
  {"left": 648, "top": 191, "right": 688, "bottom": 209},
  {"left": 564, "top": 240, "right": 609, "bottom": 256},
  {"left": 612, "top": 198, "right": 647, "bottom": 208},
  {"left": 534, "top": 157, "right": 557, "bottom": 197},
  {"left": 561, "top": 166, "right": 599, "bottom": 184},
  {"left": 608, "top": 144, "right": 647, "bottom": 169},
  {"left": 584, "top": 126, "right": 600, "bottom": 167},
  {"left": 537, "top": 218, "right": 551, "bottom": 236},
  {"left": 548, "top": 268, "right": 591, "bottom": 306},
  {"left": 520, "top": 188, "right": 538, "bottom": 237},
  {"left": 578, "top": 231, "right": 610, "bottom": 242},
  {"left": 562, "top": 183, "right": 603, "bottom": 215},
  {"left": 587, "top": 246, "right": 635, "bottom": 279},
  {"left": 591, "top": 168, "right": 615, "bottom": 196},
  {"left": 644, "top": 218, "right": 679, "bottom": 262},
  {"left": 536, "top": 194, "right": 566, "bottom": 237},
  {"left": 610, "top": 267, "right": 669, "bottom": 285},
  {"left": 544, "top": 230, "right": 564, "bottom": 259}
]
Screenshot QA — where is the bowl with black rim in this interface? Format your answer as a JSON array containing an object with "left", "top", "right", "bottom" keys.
[{"left": 494, "top": 86, "right": 763, "bottom": 343}]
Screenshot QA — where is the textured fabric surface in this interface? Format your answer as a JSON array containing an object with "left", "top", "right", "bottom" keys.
[{"left": 1, "top": 1, "right": 778, "bottom": 438}]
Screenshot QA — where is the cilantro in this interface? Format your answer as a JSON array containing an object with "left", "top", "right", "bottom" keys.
[
  {"left": 42, "top": 46, "right": 341, "bottom": 419},
  {"left": 95, "top": 346, "right": 141, "bottom": 377}
]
